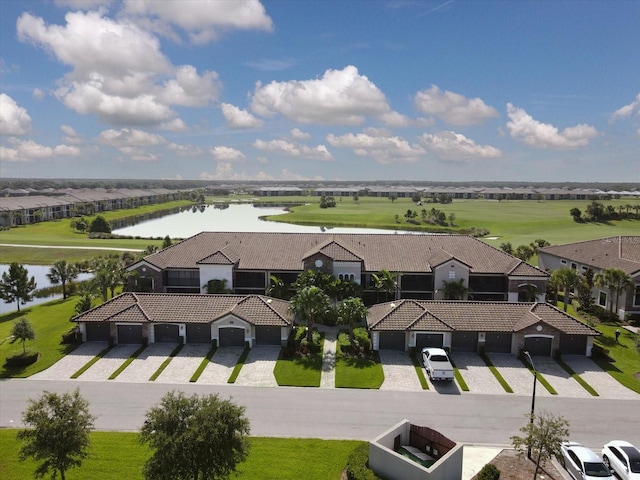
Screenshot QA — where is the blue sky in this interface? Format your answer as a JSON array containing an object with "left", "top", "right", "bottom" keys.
[{"left": 1, "top": 0, "right": 639, "bottom": 182}]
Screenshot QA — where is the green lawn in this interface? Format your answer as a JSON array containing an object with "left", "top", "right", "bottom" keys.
[
  {"left": 0, "top": 430, "right": 364, "bottom": 480},
  {"left": 592, "top": 323, "right": 640, "bottom": 394},
  {"left": 0, "top": 297, "right": 79, "bottom": 378},
  {"left": 274, "top": 351, "right": 323, "bottom": 387},
  {"left": 334, "top": 332, "right": 384, "bottom": 389}
]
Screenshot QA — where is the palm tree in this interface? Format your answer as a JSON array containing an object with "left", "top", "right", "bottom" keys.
[
  {"left": 74, "top": 283, "right": 96, "bottom": 315},
  {"left": 288, "top": 286, "right": 331, "bottom": 343},
  {"left": 371, "top": 270, "right": 398, "bottom": 302},
  {"left": 440, "top": 278, "right": 472, "bottom": 300},
  {"left": 550, "top": 268, "right": 581, "bottom": 312},
  {"left": 335, "top": 297, "right": 368, "bottom": 345},
  {"left": 47, "top": 260, "right": 79, "bottom": 300},
  {"left": 265, "top": 275, "right": 289, "bottom": 299},
  {"left": 204, "top": 278, "right": 231, "bottom": 294},
  {"left": 594, "top": 268, "right": 634, "bottom": 318}
]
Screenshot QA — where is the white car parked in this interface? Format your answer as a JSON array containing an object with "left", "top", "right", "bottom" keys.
[
  {"left": 421, "top": 347, "right": 454, "bottom": 381},
  {"left": 560, "top": 442, "right": 614, "bottom": 480},
  {"left": 602, "top": 440, "right": 640, "bottom": 479}
]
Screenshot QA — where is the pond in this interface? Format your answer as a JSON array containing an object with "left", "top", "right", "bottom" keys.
[
  {"left": 112, "top": 203, "right": 408, "bottom": 238},
  {"left": 0, "top": 264, "right": 92, "bottom": 314}
]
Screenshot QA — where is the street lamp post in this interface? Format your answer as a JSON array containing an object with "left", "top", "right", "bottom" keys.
[{"left": 523, "top": 350, "right": 538, "bottom": 460}]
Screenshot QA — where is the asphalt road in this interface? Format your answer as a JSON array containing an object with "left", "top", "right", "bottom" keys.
[{"left": 2, "top": 379, "right": 638, "bottom": 450}]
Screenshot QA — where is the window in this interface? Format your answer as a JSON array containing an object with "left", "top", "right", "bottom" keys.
[
  {"left": 448, "top": 270, "right": 456, "bottom": 279},
  {"left": 570, "top": 263, "right": 577, "bottom": 270},
  {"left": 634, "top": 286, "right": 640, "bottom": 307},
  {"left": 561, "top": 259, "right": 567, "bottom": 265},
  {"left": 599, "top": 291, "right": 607, "bottom": 307}
]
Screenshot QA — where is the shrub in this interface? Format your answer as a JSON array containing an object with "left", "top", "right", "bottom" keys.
[
  {"left": 5, "top": 351, "right": 39, "bottom": 367},
  {"left": 61, "top": 328, "right": 81, "bottom": 344},
  {"left": 346, "top": 443, "right": 379, "bottom": 480},
  {"left": 476, "top": 463, "right": 500, "bottom": 480}
]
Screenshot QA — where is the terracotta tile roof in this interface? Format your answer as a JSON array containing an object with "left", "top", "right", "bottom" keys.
[
  {"left": 367, "top": 300, "right": 598, "bottom": 336},
  {"left": 72, "top": 293, "right": 293, "bottom": 326},
  {"left": 539, "top": 236, "right": 640, "bottom": 275},
  {"left": 138, "top": 232, "right": 546, "bottom": 276}
]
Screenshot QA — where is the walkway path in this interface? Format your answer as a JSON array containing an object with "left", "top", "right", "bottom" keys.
[{"left": 318, "top": 326, "right": 337, "bottom": 388}]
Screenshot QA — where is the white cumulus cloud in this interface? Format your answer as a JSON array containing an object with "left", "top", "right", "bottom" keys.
[
  {"left": 250, "top": 65, "right": 400, "bottom": 126},
  {"left": 1, "top": 137, "right": 78, "bottom": 162},
  {"left": 326, "top": 130, "right": 425, "bottom": 164},
  {"left": 0, "top": 94, "right": 32, "bottom": 136},
  {"left": 420, "top": 131, "right": 502, "bottom": 161},
  {"left": 221, "top": 103, "right": 263, "bottom": 129},
  {"left": 253, "top": 139, "right": 334, "bottom": 161},
  {"left": 210, "top": 146, "right": 246, "bottom": 162},
  {"left": 414, "top": 85, "right": 499, "bottom": 126},
  {"left": 168, "top": 142, "right": 204, "bottom": 157},
  {"left": 290, "top": 128, "right": 310, "bottom": 139},
  {"left": 506, "top": 103, "right": 598, "bottom": 149},
  {"left": 97, "top": 128, "right": 166, "bottom": 149},
  {"left": 610, "top": 93, "right": 640, "bottom": 122}
]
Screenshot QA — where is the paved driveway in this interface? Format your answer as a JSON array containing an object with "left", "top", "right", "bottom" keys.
[
  {"left": 234, "top": 346, "right": 280, "bottom": 387},
  {"left": 114, "top": 343, "right": 176, "bottom": 383},
  {"left": 30, "top": 342, "right": 107, "bottom": 381},
  {"left": 76, "top": 344, "right": 140, "bottom": 382},
  {"left": 155, "top": 343, "right": 210, "bottom": 384},
  {"left": 486, "top": 354, "right": 553, "bottom": 397},
  {"left": 378, "top": 350, "right": 422, "bottom": 392},
  {"left": 196, "top": 346, "right": 244, "bottom": 384},
  {"left": 451, "top": 352, "right": 505, "bottom": 395},
  {"left": 562, "top": 355, "right": 639, "bottom": 400}
]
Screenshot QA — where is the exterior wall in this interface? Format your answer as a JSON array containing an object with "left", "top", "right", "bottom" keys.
[
  {"left": 127, "top": 263, "right": 162, "bottom": 292},
  {"left": 302, "top": 253, "right": 334, "bottom": 276},
  {"left": 333, "top": 261, "right": 362, "bottom": 283},
  {"left": 508, "top": 278, "right": 548, "bottom": 302},
  {"left": 369, "top": 420, "right": 463, "bottom": 480},
  {"left": 212, "top": 314, "right": 251, "bottom": 346},
  {"left": 516, "top": 323, "right": 562, "bottom": 357},
  {"left": 433, "top": 261, "right": 470, "bottom": 300},
  {"left": 199, "top": 264, "right": 234, "bottom": 292}
]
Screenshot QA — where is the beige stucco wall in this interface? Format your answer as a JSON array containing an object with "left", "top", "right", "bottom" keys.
[
  {"left": 199, "top": 264, "right": 234, "bottom": 292},
  {"left": 433, "top": 261, "right": 470, "bottom": 300}
]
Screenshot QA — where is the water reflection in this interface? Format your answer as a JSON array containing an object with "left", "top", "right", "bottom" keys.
[{"left": 113, "top": 203, "right": 405, "bottom": 239}]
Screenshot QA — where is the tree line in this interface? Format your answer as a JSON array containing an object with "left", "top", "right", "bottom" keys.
[{"left": 570, "top": 200, "right": 640, "bottom": 223}]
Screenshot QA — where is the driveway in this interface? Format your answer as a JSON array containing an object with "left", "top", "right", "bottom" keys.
[
  {"left": 486, "top": 354, "right": 553, "bottom": 397},
  {"left": 378, "top": 350, "right": 422, "bottom": 392},
  {"left": 562, "top": 355, "right": 639, "bottom": 400},
  {"left": 155, "top": 343, "right": 210, "bottom": 384},
  {"left": 30, "top": 342, "right": 107, "bottom": 380},
  {"left": 114, "top": 343, "right": 176, "bottom": 383},
  {"left": 75, "top": 344, "right": 140, "bottom": 382},
  {"left": 451, "top": 352, "right": 505, "bottom": 395},
  {"left": 234, "top": 346, "right": 280, "bottom": 387},
  {"left": 196, "top": 346, "right": 244, "bottom": 384}
]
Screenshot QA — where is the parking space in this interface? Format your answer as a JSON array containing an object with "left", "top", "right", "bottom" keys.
[
  {"left": 30, "top": 342, "right": 108, "bottom": 381},
  {"left": 528, "top": 357, "right": 593, "bottom": 398},
  {"left": 155, "top": 343, "right": 210, "bottom": 383},
  {"left": 451, "top": 353, "right": 505, "bottom": 395},
  {"left": 196, "top": 346, "right": 244, "bottom": 384},
  {"left": 76, "top": 344, "right": 140, "bottom": 382},
  {"left": 486, "top": 354, "right": 553, "bottom": 397},
  {"left": 234, "top": 346, "right": 280, "bottom": 387},
  {"left": 114, "top": 343, "right": 177, "bottom": 383},
  {"left": 562, "top": 356, "right": 640, "bottom": 400},
  {"left": 378, "top": 350, "right": 422, "bottom": 392}
]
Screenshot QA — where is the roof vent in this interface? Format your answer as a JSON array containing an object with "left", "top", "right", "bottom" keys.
[{"left": 390, "top": 303, "right": 396, "bottom": 308}]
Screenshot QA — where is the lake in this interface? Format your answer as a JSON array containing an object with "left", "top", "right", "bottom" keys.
[{"left": 112, "top": 203, "right": 408, "bottom": 238}]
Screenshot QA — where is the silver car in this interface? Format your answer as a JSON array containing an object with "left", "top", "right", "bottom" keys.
[
  {"left": 560, "top": 442, "right": 614, "bottom": 480},
  {"left": 602, "top": 440, "right": 640, "bottom": 480}
]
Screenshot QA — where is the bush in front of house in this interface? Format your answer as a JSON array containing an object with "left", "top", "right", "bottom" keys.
[
  {"left": 476, "top": 463, "right": 501, "bottom": 480},
  {"left": 5, "top": 351, "right": 39, "bottom": 367},
  {"left": 345, "top": 443, "right": 380, "bottom": 480}
]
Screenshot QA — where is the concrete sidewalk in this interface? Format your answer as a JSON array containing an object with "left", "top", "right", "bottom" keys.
[{"left": 319, "top": 326, "right": 337, "bottom": 388}]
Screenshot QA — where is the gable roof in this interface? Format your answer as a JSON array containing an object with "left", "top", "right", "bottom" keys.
[
  {"left": 539, "top": 236, "right": 640, "bottom": 276},
  {"left": 134, "top": 232, "right": 546, "bottom": 277},
  {"left": 73, "top": 292, "right": 293, "bottom": 326},
  {"left": 367, "top": 300, "right": 599, "bottom": 336}
]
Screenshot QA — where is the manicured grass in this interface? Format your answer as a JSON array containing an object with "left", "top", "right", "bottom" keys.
[
  {"left": 189, "top": 345, "right": 217, "bottom": 382},
  {"left": 448, "top": 356, "right": 470, "bottom": 391},
  {"left": 108, "top": 344, "right": 147, "bottom": 379},
  {"left": 592, "top": 323, "right": 640, "bottom": 394},
  {"left": 0, "top": 297, "right": 81, "bottom": 378},
  {"left": 335, "top": 333, "right": 384, "bottom": 389},
  {"left": 409, "top": 348, "right": 429, "bottom": 390},
  {"left": 227, "top": 346, "right": 250, "bottom": 383},
  {"left": 274, "top": 350, "right": 323, "bottom": 387},
  {"left": 148, "top": 343, "right": 184, "bottom": 381},
  {"left": 70, "top": 345, "right": 114, "bottom": 379},
  {"left": 556, "top": 358, "right": 599, "bottom": 396},
  {"left": 1, "top": 429, "right": 363, "bottom": 480},
  {"left": 480, "top": 352, "right": 514, "bottom": 393}
]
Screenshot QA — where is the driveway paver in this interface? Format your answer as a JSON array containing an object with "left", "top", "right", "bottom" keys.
[
  {"left": 30, "top": 342, "right": 107, "bottom": 380},
  {"left": 451, "top": 353, "right": 505, "bottom": 395},
  {"left": 197, "top": 346, "right": 244, "bottom": 384},
  {"left": 114, "top": 343, "right": 176, "bottom": 383},
  {"left": 234, "top": 346, "right": 279, "bottom": 387},
  {"left": 487, "top": 354, "right": 552, "bottom": 397},
  {"left": 379, "top": 350, "right": 422, "bottom": 392},
  {"left": 562, "top": 355, "right": 639, "bottom": 400},
  {"left": 76, "top": 344, "right": 140, "bottom": 382},
  {"left": 528, "top": 356, "right": 592, "bottom": 398},
  {"left": 155, "top": 343, "right": 210, "bottom": 383}
]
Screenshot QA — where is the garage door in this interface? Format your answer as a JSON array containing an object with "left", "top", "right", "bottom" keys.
[
  {"left": 219, "top": 327, "right": 245, "bottom": 347},
  {"left": 378, "top": 331, "right": 406, "bottom": 350},
  {"left": 452, "top": 332, "right": 477, "bottom": 352},
  {"left": 560, "top": 334, "right": 586, "bottom": 355},
  {"left": 154, "top": 324, "right": 180, "bottom": 343},
  {"left": 415, "top": 333, "right": 443, "bottom": 349},
  {"left": 256, "top": 326, "right": 282, "bottom": 346},
  {"left": 186, "top": 324, "right": 211, "bottom": 344},
  {"left": 524, "top": 336, "right": 552, "bottom": 356},
  {"left": 485, "top": 333, "right": 512, "bottom": 353},
  {"left": 117, "top": 324, "right": 143, "bottom": 344},
  {"left": 85, "top": 322, "right": 110, "bottom": 342}
]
